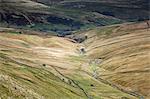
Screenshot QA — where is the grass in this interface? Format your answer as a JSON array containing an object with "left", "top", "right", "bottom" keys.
[
  {"left": 84, "top": 21, "right": 150, "bottom": 98},
  {"left": 0, "top": 33, "right": 86, "bottom": 99},
  {"left": 0, "top": 55, "right": 86, "bottom": 99},
  {"left": 69, "top": 73, "right": 136, "bottom": 99},
  {"left": 0, "top": 1, "right": 125, "bottom": 35},
  {"left": 96, "top": 25, "right": 119, "bottom": 36},
  {"left": 29, "top": 23, "right": 72, "bottom": 32},
  {"left": 0, "top": 30, "right": 140, "bottom": 99}
]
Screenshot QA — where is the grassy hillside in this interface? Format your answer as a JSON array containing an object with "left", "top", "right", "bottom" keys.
[
  {"left": 0, "top": 28, "right": 138, "bottom": 99},
  {"left": 0, "top": 0, "right": 149, "bottom": 98},
  {"left": 0, "top": 0, "right": 124, "bottom": 35},
  {"left": 1, "top": 0, "right": 149, "bottom": 35},
  {"left": 82, "top": 21, "right": 150, "bottom": 99},
  {"left": 39, "top": 0, "right": 149, "bottom": 21}
]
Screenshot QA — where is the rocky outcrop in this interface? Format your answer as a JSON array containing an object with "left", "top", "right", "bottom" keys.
[{"left": 67, "top": 34, "right": 88, "bottom": 43}]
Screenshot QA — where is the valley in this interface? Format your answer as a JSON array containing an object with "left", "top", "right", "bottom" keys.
[
  {"left": 0, "top": 0, "right": 150, "bottom": 99},
  {"left": 0, "top": 21, "right": 150, "bottom": 99}
]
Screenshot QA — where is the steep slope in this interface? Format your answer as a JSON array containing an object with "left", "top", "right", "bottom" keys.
[
  {"left": 82, "top": 21, "right": 150, "bottom": 99},
  {"left": 0, "top": 29, "right": 137, "bottom": 99},
  {"left": 30, "top": 0, "right": 150, "bottom": 21},
  {"left": 37, "top": 0, "right": 150, "bottom": 21},
  {"left": 0, "top": 0, "right": 123, "bottom": 35},
  {"left": 2, "top": 0, "right": 149, "bottom": 35},
  {"left": 0, "top": 0, "right": 49, "bottom": 25}
]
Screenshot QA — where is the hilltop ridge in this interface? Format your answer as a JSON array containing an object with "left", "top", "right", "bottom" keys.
[{"left": 0, "top": 0, "right": 149, "bottom": 35}]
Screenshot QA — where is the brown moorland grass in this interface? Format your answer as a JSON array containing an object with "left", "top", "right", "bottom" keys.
[
  {"left": 0, "top": 30, "right": 137, "bottom": 99},
  {"left": 84, "top": 21, "right": 150, "bottom": 99}
]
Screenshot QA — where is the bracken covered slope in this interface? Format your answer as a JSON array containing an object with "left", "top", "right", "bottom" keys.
[
  {"left": 38, "top": 0, "right": 150, "bottom": 21},
  {"left": 0, "top": 0, "right": 149, "bottom": 35},
  {"left": 0, "top": 0, "right": 123, "bottom": 34}
]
